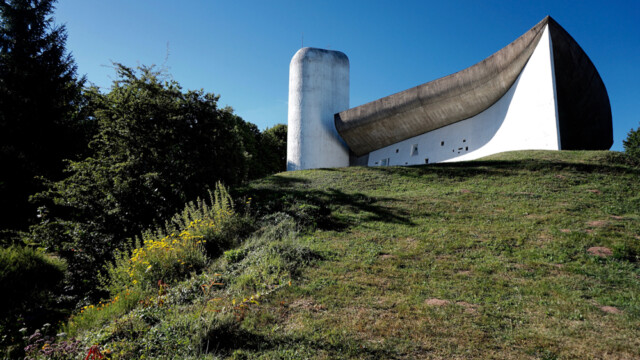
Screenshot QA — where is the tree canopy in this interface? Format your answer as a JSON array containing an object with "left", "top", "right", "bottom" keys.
[
  {"left": 31, "top": 64, "right": 284, "bottom": 299},
  {"left": 623, "top": 123, "right": 640, "bottom": 160},
  {"left": 0, "top": 0, "right": 86, "bottom": 238}
]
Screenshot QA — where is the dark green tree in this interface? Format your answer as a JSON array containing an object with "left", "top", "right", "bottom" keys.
[
  {"left": 623, "top": 123, "right": 640, "bottom": 160},
  {"left": 31, "top": 64, "right": 252, "bottom": 299},
  {"left": 259, "top": 124, "right": 287, "bottom": 174},
  {"left": 0, "top": 0, "right": 86, "bottom": 239}
]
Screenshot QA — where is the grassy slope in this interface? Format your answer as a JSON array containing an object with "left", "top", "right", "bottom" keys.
[{"left": 237, "top": 150, "right": 639, "bottom": 359}]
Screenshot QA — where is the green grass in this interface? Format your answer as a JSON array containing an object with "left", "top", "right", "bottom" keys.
[
  {"left": 234, "top": 150, "right": 639, "bottom": 359},
  {"left": 55, "top": 150, "right": 640, "bottom": 359}
]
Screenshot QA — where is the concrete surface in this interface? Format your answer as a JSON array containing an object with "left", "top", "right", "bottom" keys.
[
  {"left": 367, "top": 24, "right": 560, "bottom": 166},
  {"left": 287, "top": 48, "right": 350, "bottom": 171}
]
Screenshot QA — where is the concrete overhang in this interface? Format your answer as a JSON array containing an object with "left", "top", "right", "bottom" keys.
[{"left": 334, "top": 16, "right": 612, "bottom": 156}]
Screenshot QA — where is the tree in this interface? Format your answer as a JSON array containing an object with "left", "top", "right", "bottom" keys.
[
  {"left": 0, "top": 0, "right": 87, "bottom": 239},
  {"left": 233, "top": 121, "right": 287, "bottom": 180},
  {"left": 31, "top": 64, "right": 253, "bottom": 299},
  {"left": 260, "top": 124, "right": 287, "bottom": 174},
  {"left": 623, "top": 123, "right": 640, "bottom": 160}
]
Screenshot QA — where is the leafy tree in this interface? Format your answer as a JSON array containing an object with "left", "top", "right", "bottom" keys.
[
  {"left": 31, "top": 64, "right": 254, "bottom": 299},
  {"left": 233, "top": 122, "right": 287, "bottom": 180},
  {"left": 623, "top": 123, "right": 640, "bottom": 160},
  {"left": 0, "top": 0, "right": 87, "bottom": 239},
  {"left": 259, "top": 124, "right": 287, "bottom": 175}
]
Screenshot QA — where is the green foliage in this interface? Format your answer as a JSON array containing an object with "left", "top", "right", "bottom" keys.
[
  {"left": 623, "top": 123, "right": 640, "bottom": 160},
  {"left": 104, "top": 183, "right": 240, "bottom": 295},
  {"left": 0, "top": 0, "right": 88, "bottom": 236},
  {"left": 254, "top": 124, "right": 287, "bottom": 177},
  {"left": 231, "top": 122, "right": 287, "bottom": 180},
  {"left": 0, "top": 245, "right": 65, "bottom": 315},
  {"left": 29, "top": 64, "right": 259, "bottom": 300},
  {"left": 56, "top": 205, "right": 316, "bottom": 359},
  {"left": 0, "top": 246, "right": 66, "bottom": 356},
  {"left": 168, "top": 182, "right": 253, "bottom": 257}
]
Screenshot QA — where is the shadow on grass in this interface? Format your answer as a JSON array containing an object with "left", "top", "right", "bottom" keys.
[
  {"left": 236, "top": 176, "right": 413, "bottom": 231},
  {"left": 368, "top": 158, "right": 640, "bottom": 180},
  {"left": 237, "top": 157, "right": 637, "bottom": 232},
  {"left": 202, "top": 322, "right": 396, "bottom": 358}
]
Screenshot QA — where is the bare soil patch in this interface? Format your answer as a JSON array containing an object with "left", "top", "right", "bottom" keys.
[
  {"left": 587, "top": 246, "right": 613, "bottom": 258},
  {"left": 425, "top": 298, "right": 450, "bottom": 306},
  {"left": 587, "top": 220, "right": 609, "bottom": 227},
  {"left": 599, "top": 306, "right": 622, "bottom": 314},
  {"left": 586, "top": 189, "right": 602, "bottom": 194}
]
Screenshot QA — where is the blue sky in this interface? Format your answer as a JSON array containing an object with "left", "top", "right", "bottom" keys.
[{"left": 55, "top": 0, "right": 639, "bottom": 151}]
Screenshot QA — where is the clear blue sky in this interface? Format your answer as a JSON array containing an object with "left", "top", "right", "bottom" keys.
[{"left": 54, "top": 0, "right": 639, "bottom": 151}]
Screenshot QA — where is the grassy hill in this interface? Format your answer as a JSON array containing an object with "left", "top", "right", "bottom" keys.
[{"left": 32, "top": 151, "right": 640, "bottom": 359}]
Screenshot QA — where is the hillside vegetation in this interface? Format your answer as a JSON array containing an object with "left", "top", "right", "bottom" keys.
[{"left": 19, "top": 151, "right": 640, "bottom": 359}]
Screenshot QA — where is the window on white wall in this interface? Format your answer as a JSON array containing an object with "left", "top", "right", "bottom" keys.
[
  {"left": 380, "top": 158, "right": 389, "bottom": 166},
  {"left": 411, "top": 144, "right": 418, "bottom": 156}
]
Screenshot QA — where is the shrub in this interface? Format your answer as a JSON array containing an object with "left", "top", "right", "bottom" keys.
[
  {"left": 104, "top": 183, "right": 241, "bottom": 295},
  {"left": 0, "top": 246, "right": 65, "bottom": 312},
  {"left": 623, "top": 123, "right": 640, "bottom": 160},
  {"left": 0, "top": 246, "right": 66, "bottom": 357}
]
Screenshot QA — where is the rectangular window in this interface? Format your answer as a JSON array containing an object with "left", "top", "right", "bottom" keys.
[{"left": 380, "top": 158, "right": 389, "bottom": 166}]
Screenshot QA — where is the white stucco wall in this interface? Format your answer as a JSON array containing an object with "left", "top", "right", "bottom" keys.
[
  {"left": 368, "top": 25, "right": 560, "bottom": 166},
  {"left": 287, "top": 48, "right": 350, "bottom": 171}
]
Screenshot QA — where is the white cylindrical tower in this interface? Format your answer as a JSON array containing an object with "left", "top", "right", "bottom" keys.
[{"left": 287, "top": 47, "right": 350, "bottom": 171}]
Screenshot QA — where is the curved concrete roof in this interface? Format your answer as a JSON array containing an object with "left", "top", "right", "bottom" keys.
[{"left": 335, "top": 16, "right": 611, "bottom": 156}]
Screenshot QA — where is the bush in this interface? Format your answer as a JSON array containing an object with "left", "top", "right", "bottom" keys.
[
  {"left": 104, "top": 183, "right": 242, "bottom": 295},
  {"left": 0, "top": 245, "right": 66, "bottom": 316},
  {"left": 0, "top": 246, "right": 66, "bottom": 357},
  {"left": 623, "top": 123, "right": 640, "bottom": 160}
]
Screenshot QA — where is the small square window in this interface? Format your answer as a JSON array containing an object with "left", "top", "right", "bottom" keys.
[
  {"left": 425, "top": 158, "right": 429, "bottom": 164},
  {"left": 465, "top": 146, "right": 469, "bottom": 151},
  {"left": 441, "top": 141, "right": 444, "bottom": 146},
  {"left": 395, "top": 148, "right": 399, "bottom": 153}
]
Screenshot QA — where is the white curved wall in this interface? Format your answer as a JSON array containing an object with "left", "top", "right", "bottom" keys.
[
  {"left": 368, "top": 25, "right": 560, "bottom": 166},
  {"left": 287, "top": 47, "right": 350, "bottom": 171}
]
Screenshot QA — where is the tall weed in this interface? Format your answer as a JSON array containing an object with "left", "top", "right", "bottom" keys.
[{"left": 103, "top": 183, "right": 241, "bottom": 295}]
